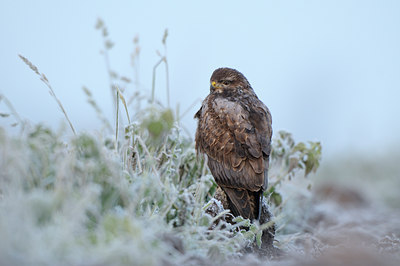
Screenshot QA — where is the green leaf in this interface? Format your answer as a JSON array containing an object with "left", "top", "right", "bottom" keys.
[
  {"left": 271, "top": 191, "right": 282, "bottom": 206},
  {"left": 293, "top": 142, "right": 306, "bottom": 152},
  {"left": 232, "top": 216, "right": 251, "bottom": 228},
  {"left": 288, "top": 157, "right": 299, "bottom": 172},
  {"left": 256, "top": 230, "right": 263, "bottom": 248},
  {"left": 249, "top": 224, "right": 257, "bottom": 233},
  {"left": 242, "top": 231, "right": 255, "bottom": 241},
  {"left": 147, "top": 121, "right": 163, "bottom": 137},
  {"left": 161, "top": 109, "right": 174, "bottom": 129},
  {"left": 199, "top": 215, "right": 211, "bottom": 227}
]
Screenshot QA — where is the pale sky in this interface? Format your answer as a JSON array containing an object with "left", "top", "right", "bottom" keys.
[{"left": 1, "top": 0, "right": 400, "bottom": 158}]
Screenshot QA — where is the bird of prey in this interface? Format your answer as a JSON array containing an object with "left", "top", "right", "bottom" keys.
[{"left": 195, "top": 68, "right": 272, "bottom": 221}]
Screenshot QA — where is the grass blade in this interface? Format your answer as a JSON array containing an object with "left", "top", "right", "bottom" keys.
[{"left": 18, "top": 54, "right": 76, "bottom": 135}]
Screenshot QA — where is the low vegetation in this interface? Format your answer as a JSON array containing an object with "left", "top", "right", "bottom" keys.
[{"left": 16, "top": 19, "right": 400, "bottom": 266}]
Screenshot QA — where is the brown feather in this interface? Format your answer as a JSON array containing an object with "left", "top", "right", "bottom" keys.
[{"left": 195, "top": 67, "right": 272, "bottom": 220}]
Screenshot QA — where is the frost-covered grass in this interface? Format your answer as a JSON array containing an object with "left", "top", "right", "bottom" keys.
[
  {"left": 1, "top": 49, "right": 322, "bottom": 264},
  {"left": 1, "top": 52, "right": 321, "bottom": 265},
  {"left": 0, "top": 115, "right": 320, "bottom": 265},
  {"left": 0, "top": 122, "right": 235, "bottom": 265},
  {"left": 1, "top": 20, "right": 398, "bottom": 265},
  {"left": 1, "top": 119, "right": 398, "bottom": 266}
]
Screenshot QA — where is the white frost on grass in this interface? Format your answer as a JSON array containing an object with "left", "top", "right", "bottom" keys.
[{"left": 0, "top": 123, "right": 398, "bottom": 265}]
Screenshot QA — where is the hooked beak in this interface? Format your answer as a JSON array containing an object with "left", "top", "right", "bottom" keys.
[{"left": 210, "top": 81, "right": 222, "bottom": 93}]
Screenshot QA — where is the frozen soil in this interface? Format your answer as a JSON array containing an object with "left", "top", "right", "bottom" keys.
[{"left": 225, "top": 182, "right": 400, "bottom": 266}]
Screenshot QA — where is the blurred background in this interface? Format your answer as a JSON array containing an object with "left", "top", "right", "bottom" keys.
[{"left": 1, "top": 1, "right": 399, "bottom": 204}]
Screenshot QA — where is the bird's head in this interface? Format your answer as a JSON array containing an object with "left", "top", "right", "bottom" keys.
[{"left": 209, "top": 67, "right": 252, "bottom": 94}]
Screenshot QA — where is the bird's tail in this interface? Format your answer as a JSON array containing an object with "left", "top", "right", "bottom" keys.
[{"left": 223, "top": 187, "right": 261, "bottom": 221}]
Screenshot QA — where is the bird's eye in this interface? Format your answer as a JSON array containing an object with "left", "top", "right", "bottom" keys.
[{"left": 222, "top": 81, "right": 230, "bottom": 85}]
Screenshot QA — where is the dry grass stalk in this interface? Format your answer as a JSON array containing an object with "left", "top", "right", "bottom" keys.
[{"left": 18, "top": 54, "right": 76, "bottom": 135}]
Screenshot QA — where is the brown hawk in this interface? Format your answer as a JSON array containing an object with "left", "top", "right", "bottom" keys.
[{"left": 195, "top": 68, "right": 272, "bottom": 221}]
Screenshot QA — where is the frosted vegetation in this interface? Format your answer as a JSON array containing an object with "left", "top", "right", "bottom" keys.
[{"left": 1, "top": 20, "right": 399, "bottom": 265}]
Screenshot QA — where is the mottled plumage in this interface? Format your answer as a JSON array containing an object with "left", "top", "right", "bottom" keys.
[{"left": 195, "top": 68, "right": 272, "bottom": 221}]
